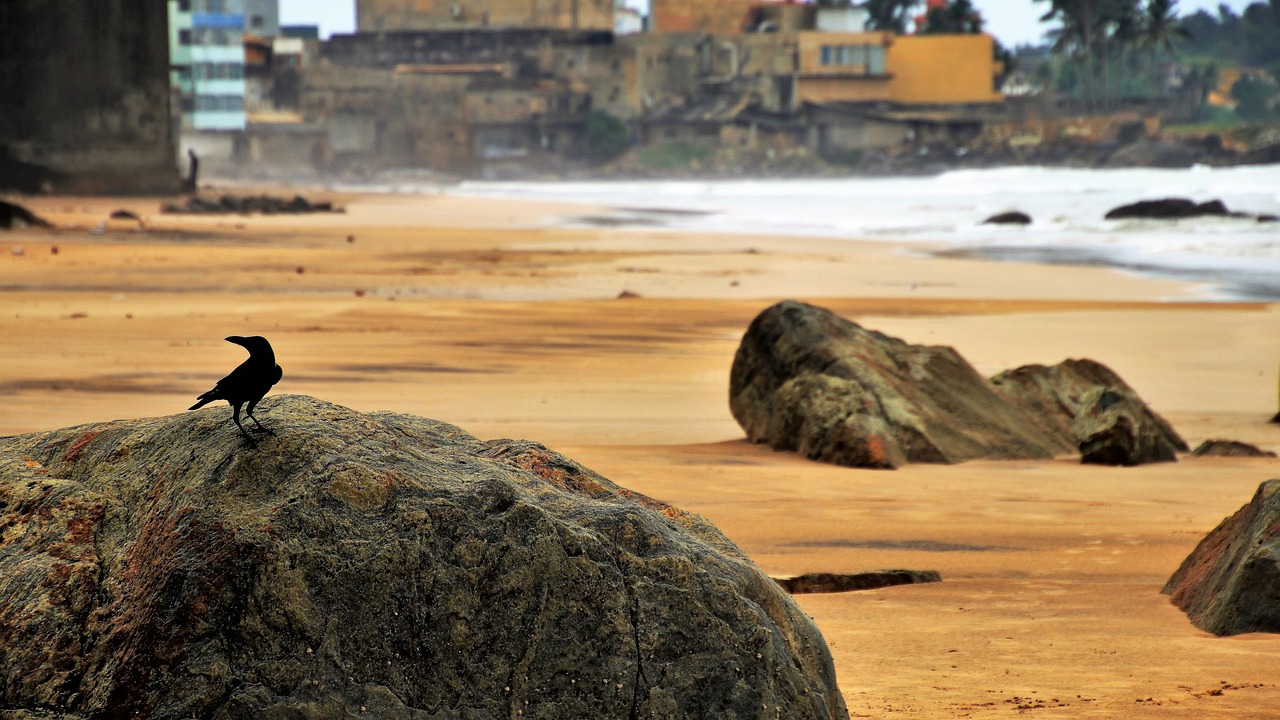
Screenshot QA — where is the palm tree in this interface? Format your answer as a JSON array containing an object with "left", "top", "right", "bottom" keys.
[
  {"left": 866, "top": 0, "right": 921, "bottom": 33},
  {"left": 920, "top": 0, "right": 984, "bottom": 33},
  {"left": 1140, "top": 0, "right": 1192, "bottom": 75},
  {"left": 1039, "top": 0, "right": 1146, "bottom": 110}
]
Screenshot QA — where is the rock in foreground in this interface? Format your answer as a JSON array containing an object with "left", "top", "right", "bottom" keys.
[
  {"left": 1164, "top": 479, "right": 1280, "bottom": 636},
  {"left": 0, "top": 395, "right": 846, "bottom": 719}
]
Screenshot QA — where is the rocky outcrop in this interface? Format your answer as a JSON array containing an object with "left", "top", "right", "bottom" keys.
[
  {"left": 982, "top": 211, "right": 1032, "bottom": 225},
  {"left": 0, "top": 200, "right": 51, "bottom": 229},
  {"left": 1191, "top": 439, "right": 1277, "bottom": 458},
  {"left": 990, "top": 360, "right": 1187, "bottom": 466},
  {"left": 161, "top": 194, "right": 339, "bottom": 215},
  {"left": 1104, "top": 197, "right": 1232, "bottom": 220},
  {"left": 776, "top": 570, "right": 941, "bottom": 595},
  {"left": 0, "top": 395, "right": 847, "bottom": 719},
  {"left": 1164, "top": 479, "right": 1280, "bottom": 636},
  {"left": 1101, "top": 139, "right": 1199, "bottom": 169},
  {"left": 730, "top": 301, "right": 1184, "bottom": 469},
  {"left": 729, "top": 300, "right": 1078, "bottom": 468}
]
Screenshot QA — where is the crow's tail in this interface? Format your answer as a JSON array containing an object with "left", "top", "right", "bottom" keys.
[{"left": 189, "top": 389, "right": 219, "bottom": 411}]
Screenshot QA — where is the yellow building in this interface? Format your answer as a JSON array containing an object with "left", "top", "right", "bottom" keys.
[{"left": 796, "top": 32, "right": 1002, "bottom": 107}]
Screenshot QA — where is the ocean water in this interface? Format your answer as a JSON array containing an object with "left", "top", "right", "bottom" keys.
[{"left": 448, "top": 164, "right": 1280, "bottom": 300}]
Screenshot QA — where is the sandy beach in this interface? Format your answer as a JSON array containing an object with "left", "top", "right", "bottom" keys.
[{"left": 3, "top": 190, "right": 1279, "bottom": 718}]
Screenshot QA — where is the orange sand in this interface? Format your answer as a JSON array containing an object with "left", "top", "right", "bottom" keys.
[{"left": 3, "top": 191, "right": 1279, "bottom": 718}]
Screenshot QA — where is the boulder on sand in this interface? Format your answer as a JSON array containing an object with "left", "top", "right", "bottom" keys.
[
  {"left": 730, "top": 301, "right": 1184, "bottom": 469},
  {"left": 1190, "top": 439, "right": 1277, "bottom": 458},
  {"left": 0, "top": 395, "right": 847, "bottom": 719},
  {"left": 1164, "top": 479, "right": 1280, "bottom": 636},
  {"left": 990, "top": 359, "right": 1187, "bottom": 466},
  {"left": 0, "top": 199, "right": 51, "bottom": 229},
  {"left": 728, "top": 300, "right": 1077, "bottom": 468}
]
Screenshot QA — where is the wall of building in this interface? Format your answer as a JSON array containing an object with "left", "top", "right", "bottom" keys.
[
  {"left": 357, "top": 0, "right": 614, "bottom": 32},
  {"left": 0, "top": 0, "right": 179, "bottom": 194},
  {"left": 793, "top": 32, "right": 1000, "bottom": 107},
  {"left": 887, "top": 34, "right": 1001, "bottom": 105},
  {"left": 244, "top": 0, "right": 280, "bottom": 36},
  {"left": 650, "top": 0, "right": 752, "bottom": 33}
]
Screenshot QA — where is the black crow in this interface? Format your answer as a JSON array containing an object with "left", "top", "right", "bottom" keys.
[{"left": 189, "top": 335, "right": 283, "bottom": 441}]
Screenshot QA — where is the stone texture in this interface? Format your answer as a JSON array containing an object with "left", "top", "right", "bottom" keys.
[
  {"left": 990, "top": 359, "right": 1187, "bottom": 466},
  {"left": 1190, "top": 439, "right": 1277, "bottom": 458},
  {"left": 0, "top": 395, "right": 847, "bottom": 719},
  {"left": 1164, "top": 479, "right": 1280, "bottom": 636},
  {"left": 729, "top": 300, "right": 1190, "bottom": 469},
  {"left": 776, "top": 570, "right": 941, "bottom": 595}
]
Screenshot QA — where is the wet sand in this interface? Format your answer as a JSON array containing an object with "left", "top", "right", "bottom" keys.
[{"left": 3, "top": 191, "right": 1280, "bottom": 717}]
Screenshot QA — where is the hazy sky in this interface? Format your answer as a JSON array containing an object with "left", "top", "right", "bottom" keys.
[{"left": 279, "top": 0, "right": 1257, "bottom": 48}]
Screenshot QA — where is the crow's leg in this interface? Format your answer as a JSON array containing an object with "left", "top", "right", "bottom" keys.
[
  {"left": 231, "top": 403, "right": 255, "bottom": 442},
  {"left": 246, "top": 399, "right": 274, "bottom": 435}
]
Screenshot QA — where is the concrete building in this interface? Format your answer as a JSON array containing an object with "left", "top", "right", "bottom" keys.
[
  {"left": 169, "top": 0, "right": 249, "bottom": 132},
  {"left": 357, "top": 0, "right": 616, "bottom": 32},
  {"left": 0, "top": 0, "right": 179, "bottom": 194},
  {"left": 244, "top": 0, "right": 280, "bottom": 36}
]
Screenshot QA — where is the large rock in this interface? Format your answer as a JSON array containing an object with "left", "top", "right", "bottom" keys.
[
  {"left": 0, "top": 395, "right": 846, "bottom": 719},
  {"left": 728, "top": 300, "right": 1077, "bottom": 468},
  {"left": 990, "top": 359, "right": 1187, "bottom": 466},
  {"left": 1164, "top": 479, "right": 1280, "bottom": 636},
  {"left": 1103, "top": 197, "right": 1231, "bottom": 220},
  {"left": 729, "top": 301, "right": 1184, "bottom": 469}
]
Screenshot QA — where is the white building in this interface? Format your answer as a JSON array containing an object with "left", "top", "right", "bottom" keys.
[{"left": 169, "top": 0, "right": 249, "bottom": 131}]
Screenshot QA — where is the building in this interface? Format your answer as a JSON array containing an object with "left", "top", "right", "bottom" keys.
[
  {"left": 0, "top": 0, "right": 179, "bottom": 193},
  {"left": 244, "top": 0, "right": 280, "bottom": 36},
  {"left": 169, "top": 0, "right": 249, "bottom": 132},
  {"left": 357, "top": 0, "right": 616, "bottom": 32}
]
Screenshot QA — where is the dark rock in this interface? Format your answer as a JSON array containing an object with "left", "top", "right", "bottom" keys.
[
  {"left": 990, "top": 359, "right": 1187, "bottom": 466},
  {"left": 109, "top": 209, "right": 141, "bottom": 221},
  {"left": 982, "top": 211, "right": 1032, "bottom": 225},
  {"left": 1102, "top": 139, "right": 1197, "bottom": 169},
  {"left": 776, "top": 570, "right": 941, "bottom": 594},
  {"left": 0, "top": 395, "right": 847, "bottom": 719},
  {"left": 1164, "top": 479, "right": 1280, "bottom": 635},
  {"left": 161, "top": 193, "right": 341, "bottom": 216},
  {"left": 0, "top": 200, "right": 52, "bottom": 229},
  {"left": 1258, "top": 214, "right": 1279, "bottom": 223},
  {"left": 728, "top": 300, "right": 1077, "bottom": 468},
  {"left": 1190, "top": 439, "right": 1277, "bottom": 458},
  {"left": 1104, "top": 197, "right": 1231, "bottom": 220}
]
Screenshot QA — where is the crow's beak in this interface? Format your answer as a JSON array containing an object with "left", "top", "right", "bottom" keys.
[{"left": 225, "top": 336, "right": 247, "bottom": 346}]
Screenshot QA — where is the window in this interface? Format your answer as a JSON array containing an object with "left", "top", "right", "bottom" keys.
[
  {"left": 251, "top": 15, "right": 263, "bottom": 29},
  {"left": 819, "top": 44, "right": 885, "bottom": 74},
  {"left": 868, "top": 46, "right": 885, "bottom": 74},
  {"left": 178, "top": 0, "right": 191, "bottom": 11},
  {"left": 178, "top": 28, "right": 192, "bottom": 45}
]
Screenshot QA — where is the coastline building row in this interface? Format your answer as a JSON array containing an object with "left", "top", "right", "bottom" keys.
[{"left": 172, "top": 0, "right": 1007, "bottom": 178}]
